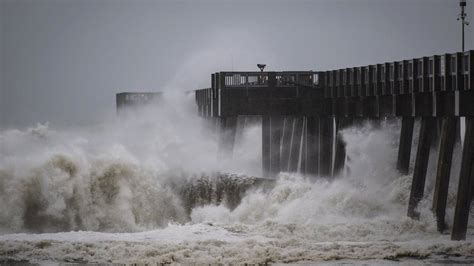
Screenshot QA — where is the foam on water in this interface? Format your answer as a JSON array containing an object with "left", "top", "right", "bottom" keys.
[{"left": 0, "top": 94, "right": 473, "bottom": 264}]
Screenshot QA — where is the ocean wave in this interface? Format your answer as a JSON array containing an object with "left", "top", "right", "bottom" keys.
[{"left": 1, "top": 103, "right": 473, "bottom": 263}]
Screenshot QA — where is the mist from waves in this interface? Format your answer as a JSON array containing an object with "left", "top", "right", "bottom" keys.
[
  {"left": 0, "top": 91, "right": 472, "bottom": 242},
  {"left": 1, "top": 114, "right": 473, "bottom": 264},
  {"left": 0, "top": 92, "right": 262, "bottom": 233},
  {"left": 0, "top": 95, "right": 474, "bottom": 263},
  {"left": 190, "top": 119, "right": 470, "bottom": 238}
]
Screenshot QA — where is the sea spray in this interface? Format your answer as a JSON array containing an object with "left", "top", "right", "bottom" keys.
[
  {"left": 0, "top": 151, "right": 189, "bottom": 233},
  {"left": 0, "top": 96, "right": 473, "bottom": 263},
  {"left": 1, "top": 172, "right": 472, "bottom": 263},
  {"left": 0, "top": 94, "right": 263, "bottom": 233}
]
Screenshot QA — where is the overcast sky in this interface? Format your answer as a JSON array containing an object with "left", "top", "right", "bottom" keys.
[{"left": 1, "top": 0, "right": 473, "bottom": 128}]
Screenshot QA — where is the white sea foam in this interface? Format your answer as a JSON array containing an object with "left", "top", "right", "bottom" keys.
[{"left": 0, "top": 95, "right": 473, "bottom": 264}]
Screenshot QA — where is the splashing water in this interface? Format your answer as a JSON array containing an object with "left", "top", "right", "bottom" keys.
[{"left": 0, "top": 95, "right": 473, "bottom": 264}]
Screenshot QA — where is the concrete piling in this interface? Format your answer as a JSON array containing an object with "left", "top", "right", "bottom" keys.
[
  {"left": 452, "top": 117, "right": 474, "bottom": 240},
  {"left": 319, "top": 116, "right": 334, "bottom": 177},
  {"left": 280, "top": 117, "right": 294, "bottom": 172},
  {"left": 270, "top": 116, "right": 285, "bottom": 177},
  {"left": 397, "top": 117, "right": 415, "bottom": 175},
  {"left": 408, "top": 117, "right": 435, "bottom": 219},
  {"left": 305, "top": 116, "right": 320, "bottom": 176},
  {"left": 432, "top": 116, "right": 457, "bottom": 232},
  {"left": 289, "top": 117, "right": 304, "bottom": 173}
]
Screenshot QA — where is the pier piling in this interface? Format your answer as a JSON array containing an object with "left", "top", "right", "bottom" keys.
[
  {"left": 334, "top": 117, "right": 351, "bottom": 177},
  {"left": 289, "top": 117, "right": 304, "bottom": 173},
  {"left": 408, "top": 117, "right": 435, "bottom": 219},
  {"left": 280, "top": 117, "right": 294, "bottom": 172},
  {"left": 432, "top": 116, "right": 457, "bottom": 232},
  {"left": 397, "top": 117, "right": 415, "bottom": 175},
  {"left": 262, "top": 116, "right": 271, "bottom": 178},
  {"left": 305, "top": 116, "right": 320, "bottom": 176},
  {"left": 452, "top": 117, "right": 474, "bottom": 240},
  {"left": 270, "top": 116, "right": 284, "bottom": 177},
  {"left": 320, "top": 116, "right": 334, "bottom": 177},
  {"left": 218, "top": 116, "right": 238, "bottom": 159}
]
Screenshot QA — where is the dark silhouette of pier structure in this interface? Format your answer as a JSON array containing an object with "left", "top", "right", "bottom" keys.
[
  {"left": 195, "top": 50, "right": 474, "bottom": 241},
  {"left": 116, "top": 92, "right": 162, "bottom": 115}
]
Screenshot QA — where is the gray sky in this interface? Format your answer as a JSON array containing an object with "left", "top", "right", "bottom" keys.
[{"left": 1, "top": 0, "right": 473, "bottom": 128}]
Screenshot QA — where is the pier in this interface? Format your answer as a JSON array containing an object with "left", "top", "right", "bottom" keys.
[
  {"left": 116, "top": 92, "right": 162, "bottom": 114},
  {"left": 194, "top": 50, "right": 474, "bottom": 240}
]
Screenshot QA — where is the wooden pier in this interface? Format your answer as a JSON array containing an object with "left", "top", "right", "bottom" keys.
[{"left": 195, "top": 50, "right": 474, "bottom": 240}]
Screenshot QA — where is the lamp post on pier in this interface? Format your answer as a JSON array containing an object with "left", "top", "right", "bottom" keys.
[{"left": 458, "top": 0, "right": 470, "bottom": 52}]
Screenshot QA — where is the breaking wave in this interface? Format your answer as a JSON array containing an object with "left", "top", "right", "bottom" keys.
[
  {"left": 0, "top": 94, "right": 262, "bottom": 233},
  {"left": 0, "top": 95, "right": 473, "bottom": 263}
]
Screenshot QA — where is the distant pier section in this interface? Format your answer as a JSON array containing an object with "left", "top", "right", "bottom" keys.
[{"left": 116, "top": 92, "right": 162, "bottom": 113}]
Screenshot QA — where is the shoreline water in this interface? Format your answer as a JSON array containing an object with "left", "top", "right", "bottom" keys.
[{"left": 1, "top": 219, "right": 473, "bottom": 264}]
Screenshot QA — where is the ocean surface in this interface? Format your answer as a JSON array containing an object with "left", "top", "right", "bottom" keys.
[{"left": 1, "top": 96, "right": 473, "bottom": 264}]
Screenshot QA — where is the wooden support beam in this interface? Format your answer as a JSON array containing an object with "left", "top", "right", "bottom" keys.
[
  {"left": 320, "top": 116, "right": 334, "bottom": 177},
  {"left": 305, "top": 116, "right": 320, "bottom": 176},
  {"left": 397, "top": 117, "right": 415, "bottom": 175},
  {"left": 280, "top": 117, "right": 294, "bottom": 172},
  {"left": 432, "top": 116, "right": 457, "bottom": 232},
  {"left": 270, "top": 116, "right": 284, "bottom": 177},
  {"left": 289, "top": 117, "right": 304, "bottom": 172},
  {"left": 262, "top": 116, "right": 271, "bottom": 178},
  {"left": 452, "top": 117, "right": 474, "bottom": 240},
  {"left": 408, "top": 117, "right": 435, "bottom": 219}
]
